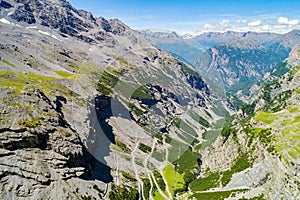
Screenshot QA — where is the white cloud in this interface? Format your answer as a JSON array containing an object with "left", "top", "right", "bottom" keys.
[
  {"left": 196, "top": 16, "right": 300, "bottom": 34},
  {"left": 237, "top": 19, "right": 247, "bottom": 24},
  {"left": 277, "top": 16, "right": 299, "bottom": 26},
  {"left": 203, "top": 20, "right": 230, "bottom": 31},
  {"left": 248, "top": 20, "right": 261, "bottom": 27},
  {"left": 262, "top": 25, "right": 272, "bottom": 31},
  {"left": 219, "top": 19, "right": 229, "bottom": 27},
  {"left": 203, "top": 23, "right": 215, "bottom": 30},
  {"left": 274, "top": 25, "right": 287, "bottom": 29}
]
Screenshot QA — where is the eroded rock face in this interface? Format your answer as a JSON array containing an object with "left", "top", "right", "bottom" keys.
[
  {"left": 0, "top": 88, "right": 111, "bottom": 199},
  {"left": 185, "top": 73, "right": 210, "bottom": 95},
  {"left": 0, "top": 1, "right": 13, "bottom": 9},
  {"left": 10, "top": 3, "right": 36, "bottom": 24}
]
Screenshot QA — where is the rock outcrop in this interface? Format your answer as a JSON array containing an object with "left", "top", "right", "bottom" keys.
[{"left": 290, "top": 44, "right": 300, "bottom": 60}]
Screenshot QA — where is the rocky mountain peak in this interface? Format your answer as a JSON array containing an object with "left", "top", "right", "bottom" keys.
[
  {"left": 0, "top": 0, "right": 136, "bottom": 43},
  {"left": 139, "top": 29, "right": 182, "bottom": 40},
  {"left": 285, "top": 29, "right": 300, "bottom": 35},
  {"left": 96, "top": 17, "right": 111, "bottom": 32},
  {"left": 78, "top": 9, "right": 96, "bottom": 22},
  {"left": 108, "top": 18, "right": 129, "bottom": 35},
  {"left": 1, "top": 0, "right": 95, "bottom": 30}
]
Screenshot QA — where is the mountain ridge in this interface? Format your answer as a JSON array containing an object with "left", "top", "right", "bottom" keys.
[
  {"left": 192, "top": 29, "right": 300, "bottom": 100},
  {"left": 141, "top": 29, "right": 300, "bottom": 66},
  {"left": 0, "top": 0, "right": 148, "bottom": 45}
]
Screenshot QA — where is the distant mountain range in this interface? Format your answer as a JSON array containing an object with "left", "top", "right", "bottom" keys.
[
  {"left": 141, "top": 29, "right": 300, "bottom": 97},
  {"left": 193, "top": 31, "right": 280, "bottom": 47},
  {"left": 194, "top": 30, "right": 300, "bottom": 95},
  {"left": 140, "top": 29, "right": 300, "bottom": 64},
  {"left": 139, "top": 29, "right": 205, "bottom": 64}
]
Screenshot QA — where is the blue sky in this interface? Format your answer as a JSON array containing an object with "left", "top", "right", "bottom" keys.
[{"left": 69, "top": 0, "right": 300, "bottom": 34}]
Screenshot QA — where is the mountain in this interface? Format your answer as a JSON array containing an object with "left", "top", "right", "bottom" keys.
[
  {"left": 194, "top": 39, "right": 285, "bottom": 93},
  {"left": 194, "top": 30, "right": 300, "bottom": 98},
  {"left": 0, "top": 0, "right": 232, "bottom": 199},
  {"left": 139, "top": 29, "right": 181, "bottom": 39},
  {"left": 190, "top": 47, "right": 300, "bottom": 199},
  {"left": 239, "top": 44, "right": 300, "bottom": 102},
  {"left": 142, "top": 30, "right": 298, "bottom": 99},
  {"left": 192, "top": 31, "right": 280, "bottom": 48},
  {"left": 0, "top": 0, "right": 150, "bottom": 44},
  {"left": 142, "top": 31, "right": 282, "bottom": 65},
  {"left": 139, "top": 29, "right": 204, "bottom": 64}
]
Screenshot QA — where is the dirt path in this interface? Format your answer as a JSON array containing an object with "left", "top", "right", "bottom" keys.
[
  {"left": 150, "top": 171, "right": 171, "bottom": 200},
  {"left": 143, "top": 138, "right": 158, "bottom": 199},
  {"left": 131, "top": 138, "right": 146, "bottom": 200},
  {"left": 159, "top": 167, "right": 173, "bottom": 199}
]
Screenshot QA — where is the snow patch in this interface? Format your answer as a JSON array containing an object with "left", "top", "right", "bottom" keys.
[
  {"left": 38, "top": 30, "right": 51, "bottom": 36},
  {"left": 0, "top": 18, "right": 22, "bottom": 27},
  {"left": 13, "top": 23, "right": 21, "bottom": 27},
  {"left": 0, "top": 18, "right": 10, "bottom": 25},
  {"left": 26, "top": 26, "right": 38, "bottom": 29},
  {"left": 7, "top": 11, "right": 14, "bottom": 16},
  {"left": 38, "top": 30, "right": 61, "bottom": 41},
  {"left": 51, "top": 34, "right": 61, "bottom": 41}
]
